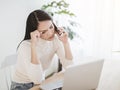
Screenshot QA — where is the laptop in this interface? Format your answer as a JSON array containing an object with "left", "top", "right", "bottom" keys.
[{"left": 62, "top": 58, "right": 104, "bottom": 90}]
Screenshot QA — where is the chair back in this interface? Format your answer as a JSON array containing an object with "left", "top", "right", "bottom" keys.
[{"left": 0, "top": 54, "right": 17, "bottom": 90}]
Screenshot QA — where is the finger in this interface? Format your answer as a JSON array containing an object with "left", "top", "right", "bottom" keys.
[
  {"left": 58, "top": 31, "right": 66, "bottom": 36},
  {"left": 32, "top": 32, "right": 39, "bottom": 38},
  {"left": 36, "top": 30, "right": 42, "bottom": 38},
  {"left": 57, "top": 27, "right": 64, "bottom": 32},
  {"left": 56, "top": 27, "right": 66, "bottom": 36},
  {"left": 60, "top": 31, "right": 67, "bottom": 37},
  {"left": 58, "top": 27, "right": 64, "bottom": 30}
]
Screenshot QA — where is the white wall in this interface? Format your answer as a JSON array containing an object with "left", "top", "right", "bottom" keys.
[{"left": 0, "top": 0, "right": 45, "bottom": 64}]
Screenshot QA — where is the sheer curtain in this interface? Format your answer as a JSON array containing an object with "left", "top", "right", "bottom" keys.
[
  {"left": 67, "top": 0, "right": 120, "bottom": 60},
  {"left": 93, "top": 0, "right": 120, "bottom": 59},
  {"left": 92, "top": 0, "right": 114, "bottom": 59},
  {"left": 112, "top": 0, "right": 120, "bottom": 59}
]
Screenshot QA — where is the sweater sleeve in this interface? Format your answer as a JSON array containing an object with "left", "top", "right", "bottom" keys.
[
  {"left": 55, "top": 39, "right": 73, "bottom": 69},
  {"left": 17, "top": 41, "right": 45, "bottom": 84}
]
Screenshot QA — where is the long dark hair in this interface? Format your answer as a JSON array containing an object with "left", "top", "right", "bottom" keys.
[{"left": 17, "top": 10, "right": 57, "bottom": 49}]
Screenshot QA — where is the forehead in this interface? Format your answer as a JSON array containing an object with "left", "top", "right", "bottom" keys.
[{"left": 38, "top": 20, "right": 53, "bottom": 31}]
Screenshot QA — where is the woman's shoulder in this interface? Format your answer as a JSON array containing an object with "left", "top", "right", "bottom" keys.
[
  {"left": 18, "top": 40, "right": 31, "bottom": 50},
  {"left": 21, "top": 40, "right": 31, "bottom": 45}
]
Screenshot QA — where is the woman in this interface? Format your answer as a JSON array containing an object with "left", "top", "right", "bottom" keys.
[{"left": 10, "top": 10, "right": 73, "bottom": 90}]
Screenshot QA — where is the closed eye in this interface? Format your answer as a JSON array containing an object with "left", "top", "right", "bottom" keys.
[
  {"left": 49, "top": 25, "right": 53, "bottom": 29},
  {"left": 41, "top": 31, "right": 47, "bottom": 34}
]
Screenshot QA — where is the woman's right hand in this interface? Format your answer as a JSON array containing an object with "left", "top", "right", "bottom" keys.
[{"left": 30, "top": 30, "right": 41, "bottom": 46}]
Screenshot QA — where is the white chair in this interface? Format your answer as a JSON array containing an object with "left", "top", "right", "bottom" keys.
[{"left": 0, "top": 54, "right": 17, "bottom": 90}]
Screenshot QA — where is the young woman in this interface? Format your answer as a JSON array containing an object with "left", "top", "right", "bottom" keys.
[{"left": 10, "top": 10, "right": 73, "bottom": 90}]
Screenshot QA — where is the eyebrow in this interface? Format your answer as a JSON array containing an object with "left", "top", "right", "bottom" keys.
[{"left": 39, "top": 24, "right": 53, "bottom": 31}]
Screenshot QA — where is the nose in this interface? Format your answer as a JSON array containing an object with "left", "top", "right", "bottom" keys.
[
  {"left": 47, "top": 32, "right": 52, "bottom": 37},
  {"left": 47, "top": 29, "right": 53, "bottom": 35}
]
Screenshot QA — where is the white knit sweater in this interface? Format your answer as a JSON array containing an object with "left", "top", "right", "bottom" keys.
[{"left": 12, "top": 35, "right": 73, "bottom": 84}]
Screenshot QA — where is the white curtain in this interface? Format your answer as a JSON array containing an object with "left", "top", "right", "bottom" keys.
[
  {"left": 92, "top": 0, "right": 114, "bottom": 59},
  {"left": 67, "top": 0, "right": 120, "bottom": 59},
  {"left": 112, "top": 0, "right": 120, "bottom": 59},
  {"left": 93, "top": 0, "right": 120, "bottom": 59}
]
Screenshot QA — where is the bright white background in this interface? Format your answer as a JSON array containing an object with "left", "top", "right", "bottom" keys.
[{"left": 0, "top": 0, "right": 120, "bottom": 64}]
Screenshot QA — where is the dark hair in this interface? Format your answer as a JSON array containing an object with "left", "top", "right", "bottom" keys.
[
  {"left": 17, "top": 10, "right": 57, "bottom": 49},
  {"left": 24, "top": 10, "right": 52, "bottom": 40}
]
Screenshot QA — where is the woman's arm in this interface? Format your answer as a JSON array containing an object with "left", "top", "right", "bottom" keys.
[
  {"left": 55, "top": 28, "right": 73, "bottom": 69},
  {"left": 40, "top": 71, "right": 64, "bottom": 90},
  {"left": 57, "top": 27, "right": 73, "bottom": 60},
  {"left": 17, "top": 41, "right": 44, "bottom": 84},
  {"left": 29, "top": 71, "right": 64, "bottom": 90},
  {"left": 30, "top": 30, "right": 41, "bottom": 64},
  {"left": 31, "top": 44, "right": 40, "bottom": 64},
  {"left": 17, "top": 30, "right": 44, "bottom": 84},
  {"left": 63, "top": 41, "right": 73, "bottom": 60}
]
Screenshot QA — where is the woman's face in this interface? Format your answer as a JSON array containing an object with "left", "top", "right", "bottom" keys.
[{"left": 37, "top": 20, "right": 55, "bottom": 41}]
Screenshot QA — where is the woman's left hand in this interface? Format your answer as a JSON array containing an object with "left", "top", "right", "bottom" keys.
[{"left": 57, "top": 27, "right": 68, "bottom": 44}]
